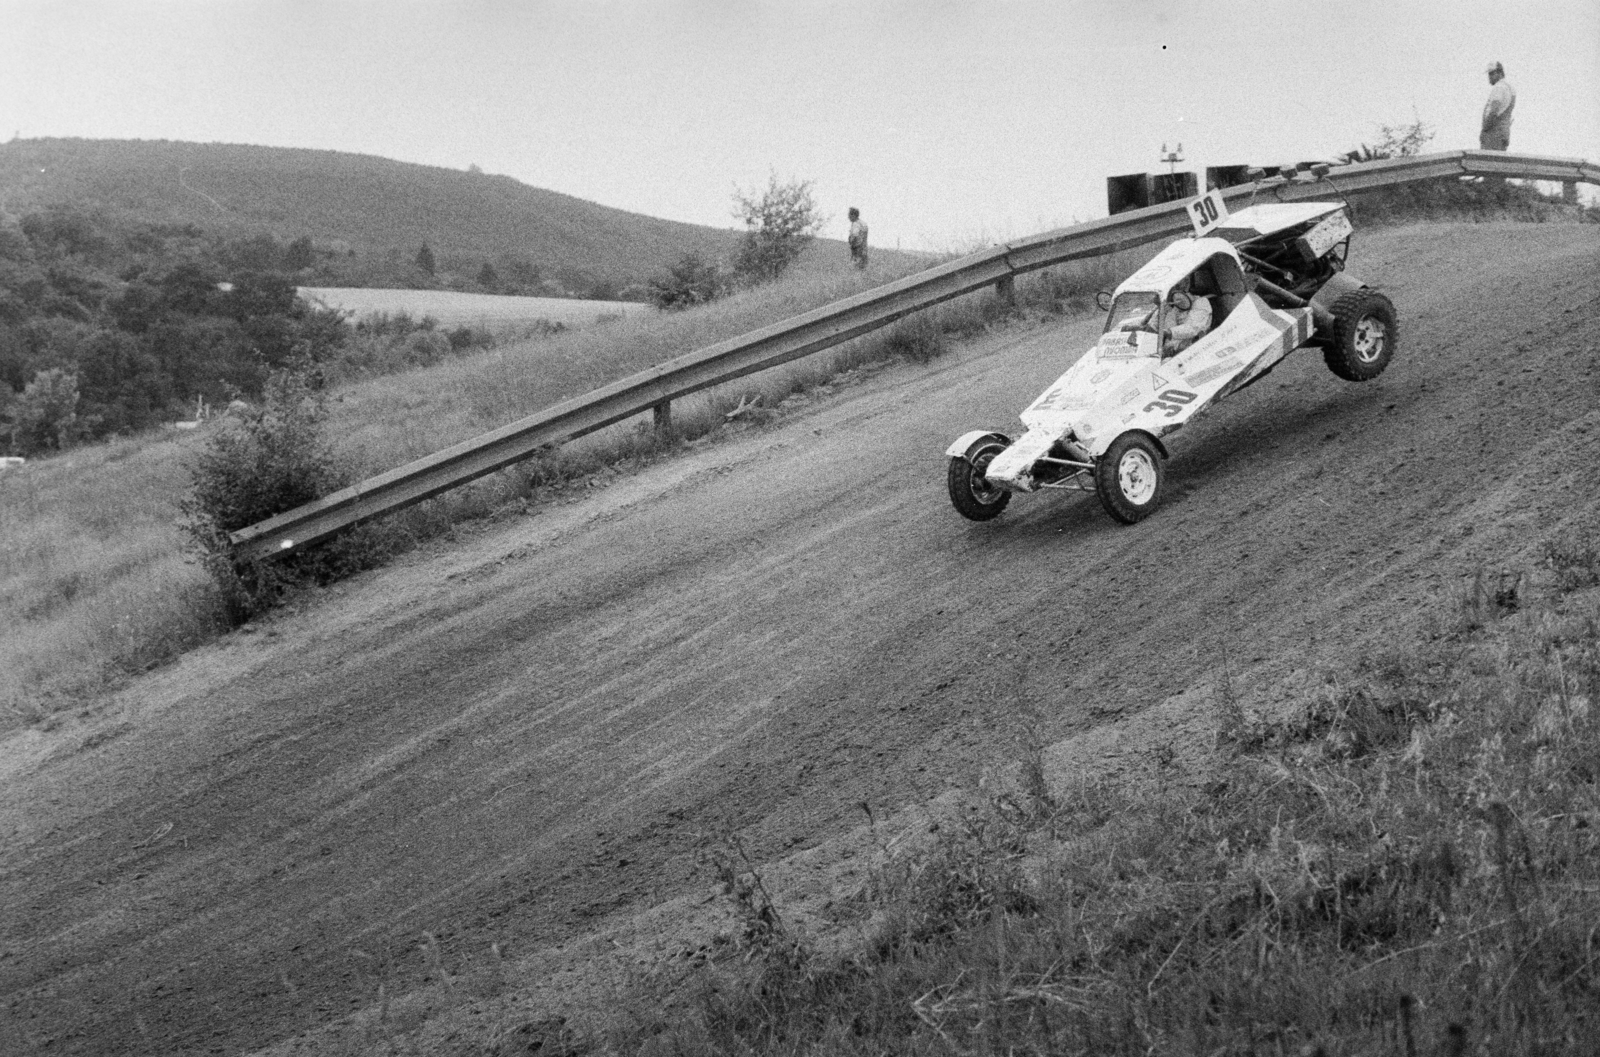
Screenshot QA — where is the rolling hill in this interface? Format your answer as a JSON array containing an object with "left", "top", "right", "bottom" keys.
[{"left": 0, "top": 137, "right": 744, "bottom": 291}]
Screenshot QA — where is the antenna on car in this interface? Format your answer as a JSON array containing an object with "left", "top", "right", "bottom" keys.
[{"left": 1309, "top": 161, "right": 1355, "bottom": 218}]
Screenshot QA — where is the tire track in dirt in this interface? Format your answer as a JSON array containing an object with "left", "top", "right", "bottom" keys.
[{"left": 2, "top": 222, "right": 1597, "bottom": 1056}]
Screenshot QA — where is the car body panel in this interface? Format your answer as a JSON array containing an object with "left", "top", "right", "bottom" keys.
[
  {"left": 945, "top": 429, "right": 1011, "bottom": 459},
  {"left": 1213, "top": 201, "right": 1346, "bottom": 243},
  {"left": 1114, "top": 236, "right": 1242, "bottom": 300}
]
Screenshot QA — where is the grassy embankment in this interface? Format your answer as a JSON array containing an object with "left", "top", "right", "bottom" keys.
[
  {"left": 560, "top": 180, "right": 1600, "bottom": 1057},
  {"left": 602, "top": 533, "right": 1600, "bottom": 1056},
  {"left": 0, "top": 243, "right": 1123, "bottom": 727}
]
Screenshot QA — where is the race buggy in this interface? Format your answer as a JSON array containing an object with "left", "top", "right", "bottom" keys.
[{"left": 946, "top": 183, "right": 1397, "bottom": 524}]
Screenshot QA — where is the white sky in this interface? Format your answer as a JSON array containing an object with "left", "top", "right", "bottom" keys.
[{"left": 3, "top": 0, "right": 1597, "bottom": 250}]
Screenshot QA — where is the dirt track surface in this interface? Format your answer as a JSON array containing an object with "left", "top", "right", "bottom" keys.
[{"left": 4, "top": 223, "right": 1599, "bottom": 1055}]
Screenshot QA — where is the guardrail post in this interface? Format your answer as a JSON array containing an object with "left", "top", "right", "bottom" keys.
[
  {"left": 995, "top": 274, "right": 1016, "bottom": 305},
  {"left": 653, "top": 400, "right": 672, "bottom": 433}
]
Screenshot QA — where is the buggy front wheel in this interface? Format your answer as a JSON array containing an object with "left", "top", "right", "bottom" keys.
[
  {"left": 1095, "top": 433, "right": 1164, "bottom": 524},
  {"left": 948, "top": 441, "right": 1011, "bottom": 521}
]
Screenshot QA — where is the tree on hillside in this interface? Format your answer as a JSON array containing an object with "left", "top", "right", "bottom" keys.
[
  {"left": 9, "top": 367, "right": 80, "bottom": 451},
  {"left": 477, "top": 262, "right": 499, "bottom": 290},
  {"left": 415, "top": 243, "right": 436, "bottom": 276},
  {"left": 503, "top": 257, "right": 542, "bottom": 293},
  {"left": 1345, "top": 115, "right": 1435, "bottom": 162},
  {"left": 283, "top": 236, "right": 316, "bottom": 271},
  {"left": 731, "top": 172, "right": 824, "bottom": 284},
  {"left": 227, "top": 233, "right": 283, "bottom": 271}
]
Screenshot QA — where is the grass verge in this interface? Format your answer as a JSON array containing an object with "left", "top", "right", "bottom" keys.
[
  {"left": 1344, "top": 175, "right": 1598, "bottom": 228},
  {"left": 0, "top": 247, "right": 1125, "bottom": 727},
  {"left": 597, "top": 532, "right": 1600, "bottom": 1056}
]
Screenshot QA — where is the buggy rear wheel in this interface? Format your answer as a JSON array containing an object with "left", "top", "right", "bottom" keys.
[
  {"left": 948, "top": 441, "right": 1011, "bottom": 521},
  {"left": 1324, "top": 290, "right": 1397, "bottom": 381},
  {"left": 1095, "top": 432, "right": 1164, "bottom": 524}
]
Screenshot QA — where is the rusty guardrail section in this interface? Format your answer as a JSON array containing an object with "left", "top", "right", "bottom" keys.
[{"left": 234, "top": 150, "right": 1596, "bottom": 560}]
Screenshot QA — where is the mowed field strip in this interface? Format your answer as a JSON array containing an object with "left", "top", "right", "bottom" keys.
[
  {"left": 298, "top": 287, "right": 649, "bottom": 326},
  {"left": 3, "top": 223, "right": 1599, "bottom": 1056}
]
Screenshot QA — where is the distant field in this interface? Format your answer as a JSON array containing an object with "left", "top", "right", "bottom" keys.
[{"left": 298, "top": 287, "right": 648, "bottom": 327}]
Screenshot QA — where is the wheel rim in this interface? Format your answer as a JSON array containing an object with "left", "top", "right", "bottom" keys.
[
  {"left": 1352, "top": 315, "right": 1388, "bottom": 363},
  {"left": 1117, "top": 448, "right": 1157, "bottom": 505},
  {"left": 968, "top": 448, "right": 1005, "bottom": 505}
]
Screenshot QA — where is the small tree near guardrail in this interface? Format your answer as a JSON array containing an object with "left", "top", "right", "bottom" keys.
[
  {"left": 732, "top": 172, "right": 824, "bottom": 284},
  {"left": 181, "top": 367, "right": 381, "bottom": 620}
]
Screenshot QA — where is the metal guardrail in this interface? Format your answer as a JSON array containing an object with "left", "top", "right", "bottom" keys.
[{"left": 233, "top": 150, "right": 1596, "bottom": 560}]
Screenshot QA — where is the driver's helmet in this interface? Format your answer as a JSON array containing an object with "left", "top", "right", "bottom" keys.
[{"left": 1170, "top": 276, "right": 1194, "bottom": 312}]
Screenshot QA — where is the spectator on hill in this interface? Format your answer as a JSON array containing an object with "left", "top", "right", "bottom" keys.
[
  {"left": 847, "top": 207, "right": 869, "bottom": 270},
  {"left": 1480, "top": 61, "right": 1516, "bottom": 151}
]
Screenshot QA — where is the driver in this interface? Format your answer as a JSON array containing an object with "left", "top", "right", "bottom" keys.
[
  {"left": 1161, "top": 278, "right": 1212, "bottom": 355},
  {"left": 1117, "top": 277, "right": 1212, "bottom": 355}
]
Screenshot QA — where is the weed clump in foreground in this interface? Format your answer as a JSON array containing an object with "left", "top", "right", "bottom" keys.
[
  {"left": 619, "top": 564, "right": 1600, "bottom": 1056},
  {"left": 181, "top": 368, "right": 389, "bottom": 621}
]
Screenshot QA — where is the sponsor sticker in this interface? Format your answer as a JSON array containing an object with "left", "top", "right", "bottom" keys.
[
  {"left": 1030, "top": 387, "right": 1091, "bottom": 413},
  {"left": 1029, "top": 387, "right": 1067, "bottom": 411},
  {"left": 1187, "top": 359, "right": 1241, "bottom": 387},
  {"left": 1090, "top": 369, "right": 1111, "bottom": 384}
]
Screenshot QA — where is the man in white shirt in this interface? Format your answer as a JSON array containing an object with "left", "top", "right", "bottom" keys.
[
  {"left": 847, "top": 208, "right": 869, "bottom": 269},
  {"left": 1118, "top": 277, "right": 1211, "bottom": 355},
  {"left": 1162, "top": 282, "right": 1212, "bottom": 356},
  {"left": 1481, "top": 61, "right": 1516, "bottom": 151}
]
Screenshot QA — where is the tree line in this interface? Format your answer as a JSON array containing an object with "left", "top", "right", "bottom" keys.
[{"left": 0, "top": 208, "right": 348, "bottom": 455}]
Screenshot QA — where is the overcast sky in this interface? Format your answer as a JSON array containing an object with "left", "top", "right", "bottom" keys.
[{"left": 3, "top": 0, "right": 1596, "bottom": 250}]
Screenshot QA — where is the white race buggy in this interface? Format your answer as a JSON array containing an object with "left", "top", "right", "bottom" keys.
[{"left": 946, "top": 188, "right": 1397, "bottom": 524}]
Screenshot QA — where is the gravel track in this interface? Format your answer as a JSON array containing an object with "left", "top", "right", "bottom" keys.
[{"left": 3, "top": 222, "right": 1598, "bottom": 1056}]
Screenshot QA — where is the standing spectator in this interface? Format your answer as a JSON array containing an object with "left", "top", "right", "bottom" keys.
[
  {"left": 847, "top": 207, "right": 869, "bottom": 270},
  {"left": 1480, "top": 61, "right": 1516, "bottom": 151}
]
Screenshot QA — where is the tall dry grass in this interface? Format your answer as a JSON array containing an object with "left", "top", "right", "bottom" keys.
[
  {"left": 605, "top": 535, "right": 1600, "bottom": 1056},
  {"left": 0, "top": 243, "right": 1126, "bottom": 728},
  {"left": 0, "top": 432, "right": 228, "bottom": 724}
]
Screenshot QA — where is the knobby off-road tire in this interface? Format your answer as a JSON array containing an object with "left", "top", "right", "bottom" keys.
[
  {"left": 1324, "top": 290, "right": 1397, "bottom": 381},
  {"left": 948, "top": 441, "right": 1011, "bottom": 521},
  {"left": 1095, "top": 432, "right": 1164, "bottom": 524}
]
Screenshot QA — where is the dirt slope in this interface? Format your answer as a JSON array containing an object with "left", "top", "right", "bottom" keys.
[{"left": 3, "top": 222, "right": 1598, "bottom": 1056}]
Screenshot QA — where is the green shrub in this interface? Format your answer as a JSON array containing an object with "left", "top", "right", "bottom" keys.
[
  {"left": 648, "top": 252, "right": 728, "bottom": 310},
  {"left": 5, "top": 367, "right": 81, "bottom": 452},
  {"left": 731, "top": 173, "right": 823, "bottom": 284},
  {"left": 180, "top": 367, "right": 385, "bottom": 620},
  {"left": 405, "top": 329, "right": 451, "bottom": 368}
]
